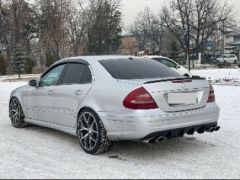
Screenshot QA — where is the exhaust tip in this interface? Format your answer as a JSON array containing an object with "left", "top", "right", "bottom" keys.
[
  {"left": 158, "top": 136, "right": 167, "bottom": 143},
  {"left": 149, "top": 137, "right": 158, "bottom": 144},
  {"left": 187, "top": 128, "right": 195, "bottom": 135},
  {"left": 197, "top": 126, "right": 205, "bottom": 134},
  {"left": 215, "top": 126, "right": 221, "bottom": 132},
  {"left": 206, "top": 127, "right": 215, "bottom": 133}
]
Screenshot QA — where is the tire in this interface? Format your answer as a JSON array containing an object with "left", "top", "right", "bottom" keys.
[
  {"left": 9, "top": 97, "right": 27, "bottom": 128},
  {"left": 77, "top": 108, "right": 113, "bottom": 155}
]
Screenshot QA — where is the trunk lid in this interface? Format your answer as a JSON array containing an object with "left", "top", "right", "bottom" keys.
[
  {"left": 118, "top": 77, "right": 210, "bottom": 112},
  {"left": 142, "top": 78, "right": 210, "bottom": 112}
]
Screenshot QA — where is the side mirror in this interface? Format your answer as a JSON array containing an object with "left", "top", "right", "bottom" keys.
[{"left": 29, "top": 79, "right": 38, "bottom": 87}]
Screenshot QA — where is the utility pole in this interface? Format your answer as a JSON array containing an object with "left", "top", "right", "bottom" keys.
[
  {"left": 186, "top": 1, "right": 191, "bottom": 72},
  {"left": 223, "top": 21, "right": 225, "bottom": 54}
]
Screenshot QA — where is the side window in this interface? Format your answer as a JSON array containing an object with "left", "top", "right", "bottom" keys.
[
  {"left": 160, "top": 58, "right": 177, "bottom": 68},
  {"left": 62, "top": 63, "right": 92, "bottom": 84},
  {"left": 80, "top": 66, "right": 92, "bottom": 84},
  {"left": 152, "top": 58, "right": 165, "bottom": 64},
  {"left": 165, "top": 59, "right": 177, "bottom": 68},
  {"left": 39, "top": 64, "right": 65, "bottom": 86}
]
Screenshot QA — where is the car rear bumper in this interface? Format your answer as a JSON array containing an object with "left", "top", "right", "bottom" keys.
[{"left": 98, "top": 103, "right": 220, "bottom": 141}]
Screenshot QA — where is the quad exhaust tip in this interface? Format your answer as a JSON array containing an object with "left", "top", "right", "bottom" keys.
[{"left": 144, "top": 125, "right": 220, "bottom": 144}]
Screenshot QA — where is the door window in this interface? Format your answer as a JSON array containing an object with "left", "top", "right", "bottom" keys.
[
  {"left": 153, "top": 58, "right": 177, "bottom": 68},
  {"left": 39, "top": 64, "right": 65, "bottom": 86},
  {"left": 62, "top": 63, "right": 92, "bottom": 84}
]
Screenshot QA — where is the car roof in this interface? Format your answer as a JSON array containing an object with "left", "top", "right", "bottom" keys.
[
  {"left": 54, "top": 55, "right": 140, "bottom": 66},
  {"left": 144, "top": 55, "right": 166, "bottom": 59}
]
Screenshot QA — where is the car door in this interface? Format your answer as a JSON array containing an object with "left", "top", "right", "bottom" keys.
[
  {"left": 23, "top": 64, "right": 66, "bottom": 123},
  {"left": 52, "top": 63, "right": 93, "bottom": 128}
]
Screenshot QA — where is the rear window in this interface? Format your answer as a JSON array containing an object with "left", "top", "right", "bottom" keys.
[{"left": 100, "top": 58, "right": 181, "bottom": 80}]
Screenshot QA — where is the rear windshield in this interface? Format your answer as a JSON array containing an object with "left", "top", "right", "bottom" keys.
[{"left": 100, "top": 58, "right": 181, "bottom": 80}]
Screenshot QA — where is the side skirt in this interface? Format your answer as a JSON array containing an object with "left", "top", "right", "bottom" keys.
[{"left": 24, "top": 118, "right": 77, "bottom": 136}]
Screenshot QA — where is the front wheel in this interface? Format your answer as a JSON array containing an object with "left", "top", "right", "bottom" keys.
[
  {"left": 9, "top": 97, "right": 27, "bottom": 128},
  {"left": 77, "top": 109, "right": 113, "bottom": 155}
]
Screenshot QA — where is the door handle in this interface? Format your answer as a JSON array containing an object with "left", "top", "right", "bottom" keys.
[
  {"left": 74, "top": 90, "right": 82, "bottom": 96},
  {"left": 48, "top": 90, "right": 55, "bottom": 95}
]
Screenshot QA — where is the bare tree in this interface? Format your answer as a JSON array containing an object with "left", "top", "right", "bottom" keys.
[
  {"left": 67, "top": 0, "right": 87, "bottom": 56},
  {"left": 38, "top": 0, "right": 70, "bottom": 64},
  {"left": 161, "top": 0, "right": 233, "bottom": 69},
  {"left": 130, "top": 7, "right": 166, "bottom": 54}
]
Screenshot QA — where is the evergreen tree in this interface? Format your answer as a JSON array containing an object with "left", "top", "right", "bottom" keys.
[
  {"left": 87, "top": 0, "right": 122, "bottom": 54},
  {"left": 11, "top": 49, "right": 27, "bottom": 79},
  {"left": 0, "top": 53, "right": 6, "bottom": 75},
  {"left": 169, "top": 40, "right": 179, "bottom": 58},
  {"left": 45, "top": 52, "right": 55, "bottom": 67},
  {"left": 25, "top": 56, "right": 33, "bottom": 74}
]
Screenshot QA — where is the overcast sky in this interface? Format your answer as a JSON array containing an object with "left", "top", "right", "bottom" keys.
[{"left": 121, "top": 0, "right": 240, "bottom": 28}]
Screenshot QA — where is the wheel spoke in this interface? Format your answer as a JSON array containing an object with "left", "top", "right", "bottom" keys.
[
  {"left": 89, "top": 135, "right": 97, "bottom": 143},
  {"left": 84, "top": 114, "right": 90, "bottom": 126},
  {"left": 81, "top": 116, "right": 88, "bottom": 128},
  {"left": 90, "top": 120, "right": 95, "bottom": 129},
  {"left": 91, "top": 130, "right": 98, "bottom": 134},
  {"left": 79, "top": 127, "right": 88, "bottom": 133},
  {"left": 81, "top": 133, "right": 89, "bottom": 141}
]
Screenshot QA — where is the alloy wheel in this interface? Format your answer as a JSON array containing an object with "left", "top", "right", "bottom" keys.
[
  {"left": 78, "top": 112, "right": 99, "bottom": 151},
  {"left": 9, "top": 98, "right": 24, "bottom": 127}
]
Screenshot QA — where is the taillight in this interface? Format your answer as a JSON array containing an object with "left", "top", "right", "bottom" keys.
[
  {"left": 123, "top": 87, "right": 158, "bottom": 109},
  {"left": 208, "top": 84, "right": 215, "bottom": 103}
]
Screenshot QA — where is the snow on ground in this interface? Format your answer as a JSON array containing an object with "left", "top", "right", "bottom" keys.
[
  {"left": 0, "top": 72, "right": 240, "bottom": 179},
  {"left": 192, "top": 68, "right": 240, "bottom": 82}
]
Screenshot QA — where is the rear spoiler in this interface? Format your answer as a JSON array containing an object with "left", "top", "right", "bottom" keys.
[{"left": 144, "top": 76, "right": 206, "bottom": 85}]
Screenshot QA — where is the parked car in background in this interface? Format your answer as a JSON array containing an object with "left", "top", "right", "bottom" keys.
[
  {"left": 9, "top": 56, "right": 220, "bottom": 155},
  {"left": 201, "top": 53, "right": 219, "bottom": 64},
  {"left": 144, "top": 56, "right": 192, "bottom": 77},
  {"left": 216, "top": 54, "right": 238, "bottom": 64}
]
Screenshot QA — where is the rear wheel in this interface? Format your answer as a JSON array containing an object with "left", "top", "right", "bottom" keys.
[
  {"left": 77, "top": 109, "right": 113, "bottom": 155},
  {"left": 9, "top": 97, "right": 27, "bottom": 128}
]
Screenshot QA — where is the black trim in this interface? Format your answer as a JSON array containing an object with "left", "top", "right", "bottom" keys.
[
  {"left": 141, "top": 122, "right": 218, "bottom": 140},
  {"left": 58, "top": 63, "right": 69, "bottom": 85},
  {"left": 40, "top": 58, "right": 89, "bottom": 79},
  {"left": 59, "top": 62, "right": 93, "bottom": 85},
  {"left": 144, "top": 76, "right": 206, "bottom": 85}
]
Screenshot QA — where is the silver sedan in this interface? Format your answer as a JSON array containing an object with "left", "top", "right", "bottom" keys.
[{"left": 9, "top": 56, "right": 220, "bottom": 155}]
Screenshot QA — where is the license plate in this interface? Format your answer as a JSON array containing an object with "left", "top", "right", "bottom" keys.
[{"left": 167, "top": 92, "right": 198, "bottom": 105}]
